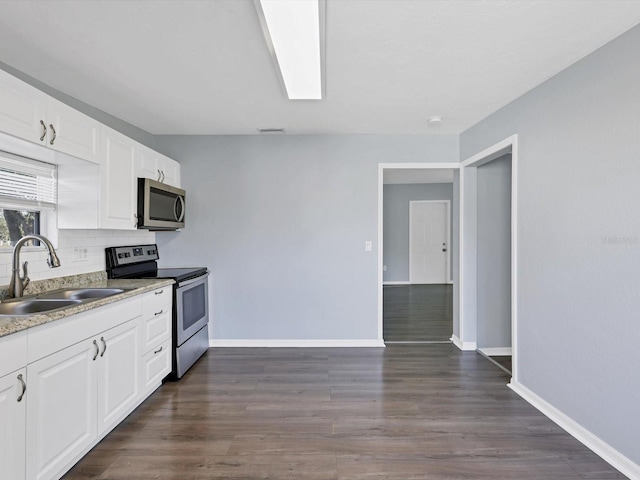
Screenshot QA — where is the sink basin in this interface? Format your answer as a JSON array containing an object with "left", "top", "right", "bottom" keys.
[
  {"left": 37, "top": 288, "right": 127, "bottom": 300},
  {"left": 0, "top": 299, "right": 82, "bottom": 316}
]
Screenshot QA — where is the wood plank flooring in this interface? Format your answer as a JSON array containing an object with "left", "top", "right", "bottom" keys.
[
  {"left": 383, "top": 284, "right": 453, "bottom": 342},
  {"left": 63, "top": 346, "right": 625, "bottom": 479}
]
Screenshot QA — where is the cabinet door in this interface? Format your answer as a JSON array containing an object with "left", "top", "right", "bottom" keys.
[
  {"left": 47, "top": 98, "right": 100, "bottom": 164},
  {"left": 97, "top": 320, "right": 140, "bottom": 435},
  {"left": 26, "top": 341, "right": 97, "bottom": 480},
  {"left": 0, "top": 369, "right": 26, "bottom": 480},
  {"left": 160, "top": 155, "right": 181, "bottom": 188},
  {"left": 135, "top": 144, "right": 161, "bottom": 182},
  {"left": 99, "top": 126, "right": 137, "bottom": 230},
  {"left": 0, "top": 69, "right": 47, "bottom": 145}
]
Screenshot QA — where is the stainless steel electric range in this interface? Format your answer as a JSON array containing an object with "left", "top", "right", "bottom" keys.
[{"left": 105, "top": 244, "right": 209, "bottom": 379}]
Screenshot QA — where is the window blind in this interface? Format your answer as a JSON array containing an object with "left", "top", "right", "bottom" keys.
[{"left": 0, "top": 151, "right": 57, "bottom": 210}]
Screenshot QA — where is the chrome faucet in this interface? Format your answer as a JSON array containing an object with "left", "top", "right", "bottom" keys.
[{"left": 6, "top": 234, "right": 61, "bottom": 299}]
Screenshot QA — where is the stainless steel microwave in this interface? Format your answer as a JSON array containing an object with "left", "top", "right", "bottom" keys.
[{"left": 137, "top": 178, "right": 185, "bottom": 230}]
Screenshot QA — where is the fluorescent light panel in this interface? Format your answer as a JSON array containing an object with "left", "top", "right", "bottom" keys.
[{"left": 259, "top": 0, "right": 322, "bottom": 100}]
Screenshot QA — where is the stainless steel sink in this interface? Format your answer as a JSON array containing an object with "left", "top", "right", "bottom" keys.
[
  {"left": 0, "top": 299, "right": 82, "bottom": 316},
  {"left": 37, "top": 288, "right": 127, "bottom": 300},
  {"left": 0, "top": 287, "right": 131, "bottom": 316}
]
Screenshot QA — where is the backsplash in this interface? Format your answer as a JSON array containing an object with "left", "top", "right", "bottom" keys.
[{"left": 0, "top": 229, "right": 155, "bottom": 287}]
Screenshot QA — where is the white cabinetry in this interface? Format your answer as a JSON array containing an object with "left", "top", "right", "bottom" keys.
[
  {"left": 0, "top": 330, "right": 27, "bottom": 480},
  {"left": 136, "top": 145, "right": 181, "bottom": 188},
  {"left": 25, "top": 297, "right": 143, "bottom": 480},
  {"left": 139, "top": 288, "right": 172, "bottom": 394},
  {"left": 0, "top": 368, "right": 27, "bottom": 480},
  {"left": 97, "top": 320, "right": 140, "bottom": 434},
  {"left": 26, "top": 341, "right": 98, "bottom": 480},
  {"left": 0, "top": 69, "right": 100, "bottom": 164},
  {"left": 99, "top": 127, "right": 137, "bottom": 230}
]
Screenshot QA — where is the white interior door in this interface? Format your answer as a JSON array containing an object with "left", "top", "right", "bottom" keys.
[{"left": 410, "top": 201, "right": 449, "bottom": 284}]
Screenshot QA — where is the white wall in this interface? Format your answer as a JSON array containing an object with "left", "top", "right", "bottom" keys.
[
  {"left": 461, "top": 23, "right": 640, "bottom": 469},
  {"left": 155, "top": 135, "right": 458, "bottom": 343},
  {"left": 0, "top": 229, "right": 155, "bottom": 286}
]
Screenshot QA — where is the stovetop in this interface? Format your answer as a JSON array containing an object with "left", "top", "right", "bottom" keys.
[{"left": 105, "top": 244, "right": 208, "bottom": 282}]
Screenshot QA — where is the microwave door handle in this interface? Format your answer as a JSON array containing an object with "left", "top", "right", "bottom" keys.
[{"left": 174, "top": 195, "right": 185, "bottom": 222}]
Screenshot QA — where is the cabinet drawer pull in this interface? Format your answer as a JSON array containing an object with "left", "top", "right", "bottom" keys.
[
  {"left": 49, "top": 123, "right": 56, "bottom": 145},
  {"left": 92, "top": 339, "right": 99, "bottom": 361},
  {"left": 155, "top": 289, "right": 163, "bottom": 295},
  {"left": 154, "top": 309, "right": 163, "bottom": 316},
  {"left": 100, "top": 336, "right": 107, "bottom": 357},
  {"left": 17, "top": 374, "right": 26, "bottom": 402},
  {"left": 39, "top": 120, "right": 47, "bottom": 141},
  {"left": 154, "top": 346, "right": 163, "bottom": 354}
]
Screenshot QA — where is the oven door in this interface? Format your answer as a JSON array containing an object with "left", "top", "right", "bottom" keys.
[{"left": 175, "top": 273, "right": 209, "bottom": 346}]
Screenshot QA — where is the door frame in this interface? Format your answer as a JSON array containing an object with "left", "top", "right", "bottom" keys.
[
  {"left": 459, "top": 134, "right": 519, "bottom": 383},
  {"left": 409, "top": 200, "right": 451, "bottom": 284},
  {"left": 377, "top": 163, "right": 459, "bottom": 342}
]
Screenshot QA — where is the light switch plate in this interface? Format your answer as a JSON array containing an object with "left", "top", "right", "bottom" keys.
[{"left": 365, "top": 241, "right": 372, "bottom": 252}]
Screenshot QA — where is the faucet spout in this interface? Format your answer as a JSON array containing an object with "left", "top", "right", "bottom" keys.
[{"left": 6, "top": 234, "right": 61, "bottom": 300}]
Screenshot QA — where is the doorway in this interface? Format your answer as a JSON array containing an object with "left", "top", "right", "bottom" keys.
[{"left": 378, "top": 164, "right": 459, "bottom": 344}]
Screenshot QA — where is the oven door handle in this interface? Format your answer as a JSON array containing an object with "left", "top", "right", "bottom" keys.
[{"left": 177, "top": 271, "right": 209, "bottom": 288}]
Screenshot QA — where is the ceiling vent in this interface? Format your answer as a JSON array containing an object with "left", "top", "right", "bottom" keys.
[{"left": 257, "top": 128, "right": 286, "bottom": 134}]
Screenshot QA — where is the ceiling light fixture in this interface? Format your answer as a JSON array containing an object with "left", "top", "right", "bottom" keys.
[{"left": 255, "top": 0, "right": 325, "bottom": 100}]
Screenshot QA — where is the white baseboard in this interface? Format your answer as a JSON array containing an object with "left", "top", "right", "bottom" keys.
[
  {"left": 509, "top": 381, "right": 640, "bottom": 479},
  {"left": 209, "top": 339, "right": 386, "bottom": 348},
  {"left": 478, "top": 347, "right": 512, "bottom": 356},
  {"left": 383, "top": 281, "right": 410, "bottom": 285},
  {"left": 450, "top": 335, "right": 477, "bottom": 351}
]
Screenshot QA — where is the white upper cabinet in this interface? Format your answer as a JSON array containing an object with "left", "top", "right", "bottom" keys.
[
  {"left": 99, "top": 127, "right": 137, "bottom": 230},
  {"left": 46, "top": 98, "right": 100, "bottom": 163},
  {"left": 0, "top": 69, "right": 100, "bottom": 164},
  {"left": 135, "top": 145, "right": 181, "bottom": 188}
]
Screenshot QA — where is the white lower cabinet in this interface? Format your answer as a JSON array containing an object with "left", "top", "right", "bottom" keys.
[
  {"left": 0, "top": 368, "right": 27, "bottom": 480},
  {"left": 1, "top": 289, "right": 172, "bottom": 480},
  {"left": 97, "top": 320, "right": 140, "bottom": 435},
  {"left": 26, "top": 342, "right": 97, "bottom": 480}
]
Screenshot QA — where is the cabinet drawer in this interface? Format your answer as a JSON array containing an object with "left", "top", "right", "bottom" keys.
[
  {"left": 28, "top": 296, "right": 142, "bottom": 363},
  {"left": 0, "top": 331, "right": 27, "bottom": 378},
  {"left": 143, "top": 286, "right": 172, "bottom": 319},
  {"left": 141, "top": 307, "right": 171, "bottom": 355},
  {"left": 140, "top": 339, "right": 171, "bottom": 393}
]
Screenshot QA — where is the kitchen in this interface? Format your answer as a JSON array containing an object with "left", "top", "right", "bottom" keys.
[{"left": 1, "top": 1, "right": 640, "bottom": 479}]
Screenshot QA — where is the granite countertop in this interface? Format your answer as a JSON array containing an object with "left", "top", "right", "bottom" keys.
[{"left": 0, "top": 271, "right": 174, "bottom": 338}]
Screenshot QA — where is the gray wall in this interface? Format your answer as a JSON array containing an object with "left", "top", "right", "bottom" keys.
[
  {"left": 461, "top": 25, "right": 640, "bottom": 465},
  {"left": 476, "top": 155, "right": 511, "bottom": 349},
  {"left": 383, "top": 183, "right": 453, "bottom": 283},
  {"left": 154, "top": 135, "right": 458, "bottom": 340},
  {"left": 0, "top": 61, "right": 156, "bottom": 149}
]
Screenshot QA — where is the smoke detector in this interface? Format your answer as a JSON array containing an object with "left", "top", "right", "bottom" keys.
[{"left": 427, "top": 116, "right": 443, "bottom": 126}]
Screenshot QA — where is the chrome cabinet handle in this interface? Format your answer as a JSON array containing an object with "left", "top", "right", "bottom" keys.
[
  {"left": 17, "top": 374, "right": 26, "bottom": 402},
  {"left": 154, "top": 309, "right": 163, "bottom": 316},
  {"left": 154, "top": 346, "right": 163, "bottom": 354},
  {"left": 92, "top": 339, "right": 99, "bottom": 361},
  {"left": 134, "top": 213, "right": 138, "bottom": 228},
  {"left": 155, "top": 289, "right": 163, "bottom": 295},
  {"left": 157, "top": 169, "right": 162, "bottom": 182},
  {"left": 100, "top": 336, "right": 107, "bottom": 357},
  {"left": 49, "top": 124, "right": 56, "bottom": 145},
  {"left": 39, "top": 120, "right": 47, "bottom": 141},
  {"left": 160, "top": 170, "right": 165, "bottom": 183}
]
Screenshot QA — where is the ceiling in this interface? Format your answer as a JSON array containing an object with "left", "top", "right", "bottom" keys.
[{"left": 0, "top": 1, "right": 639, "bottom": 136}]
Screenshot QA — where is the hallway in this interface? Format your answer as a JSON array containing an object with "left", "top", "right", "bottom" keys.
[{"left": 383, "top": 284, "right": 452, "bottom": 342}]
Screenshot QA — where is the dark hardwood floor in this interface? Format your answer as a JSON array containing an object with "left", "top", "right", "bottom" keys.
[
  {"left": 491, "top": 355, "right": 513, "bottom": 374},
  {"left": 63, "top": 346, "right": 625, "bottom": 479},
  {"left": 383, "top": 284, "right": 452, "bottom": 342}
]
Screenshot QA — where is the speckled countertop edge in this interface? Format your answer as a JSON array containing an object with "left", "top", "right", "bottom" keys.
[{"left": 0, "top": 272, "right": 174, "bottom": 338}]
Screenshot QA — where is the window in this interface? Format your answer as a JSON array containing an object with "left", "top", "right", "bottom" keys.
[{"left": 0, "top": 151, "right": 56, "bottom": 248}]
